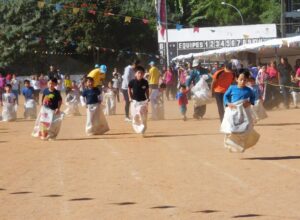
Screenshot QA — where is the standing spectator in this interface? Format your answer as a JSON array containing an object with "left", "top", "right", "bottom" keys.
[
  {"left": 31, "top": 75, "right": 41, "bottom": 104},
  {"left": 87, "top": 64, "right": 107, "bottom": 92},
  {"left": 0, "top": 73, "right": 6, "bottom": 102},
  {"left": 211, "top": 62, "right": 235, "bottom": 122},
  {"left": 256, "top": 65, "right": 268, "bottom": 101},
  {"left": 10, "top": 74, "right": 20, "bottom": 105},
  {"left": 211, "top": 62, "right": 220, "bottom": 75},
  {"left": 164, "top": 67, "right": 174, "bottom": 100},
  {"left": 121, "top": 60, "right": 140, "bottom": 121},
  {"left": 277, "top": 57, "right": 293, "bottom": 109},
  {"left": 47, "top": 65, "right": 60, "bottom": 80},
  {"left": 39, "top": 74, "right": 48, "bottom": 92},
  {"left": 112, "top": 69, "right": 122, "bottom": 102},
  {"left": 64, "top": 74, "right": 72, "bottom": 95},
  {"left": 264, "top": 60, "right": 281, "bottom": 109}
]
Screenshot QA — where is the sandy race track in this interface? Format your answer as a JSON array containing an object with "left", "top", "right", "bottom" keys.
[{"left": 0, "top": 98, "right": 300, "bottom": 220}]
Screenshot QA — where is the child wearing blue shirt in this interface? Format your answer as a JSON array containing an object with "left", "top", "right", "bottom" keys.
[
  {"left": 22, "top": 80, "right": 37, "bottom": 119},
  {"left": 81, "top": 77, "right": 109, "bottom": 135},
  {"left": 224, "top": 70, "right": 255, "bottom": 109}
]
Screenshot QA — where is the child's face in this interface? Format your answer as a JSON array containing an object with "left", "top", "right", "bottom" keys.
[
  {"left": 48, "top": 81, "right": 56, "bottom": 90},
  {"left": 24, "top": 82, "right": 30, "bottom": 88},
  {"left": 180, "top": 87, "right": 186, "bottom": 93},
  {"left": 135, "top": 70, "right": 144, "bottom": 80},
  {"left": 5, "top": 86, "right": 11, "bottom": 93},
  {"left": 108, "top": 82, "right": 112, "bottom": 88},
  {"left": 237, "top": 74, "right": 247, "bottom": 87},
  {"left": 86, "top": 80, "right": 94, "bottom": 88}
]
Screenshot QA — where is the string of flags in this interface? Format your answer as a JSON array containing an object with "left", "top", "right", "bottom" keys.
[
  {"left": 30, "top": 45, "right": 161, "bottom": 59},
  {"left": 35, "top": 1, "right": 200, "bottom": 34}
]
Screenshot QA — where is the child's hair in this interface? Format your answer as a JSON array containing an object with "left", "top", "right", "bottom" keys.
[
  {"left": 48, "top": 78, "right": 58, "bottom": 84},
  {"left": 135, "top": 66, "right": 145, "bottom": 73},
  {"left": 86, "top": 77, "right": 94, "bottom": 82},
  {"left": 236, "top": 68, "right": 250, "bottom": 79},
  {"left": 24, "top": 79, "right": 30, "bottom": 84},
  {"left": 160, "top": 83, "right": 166, "bottom": 89},
  {"left": 249, "top": 76, "right": 256, "bottom": 82},
  {"left": 5, "top": 84, "right": 12, "bottom": 89},
  {"left": 179, "top": 84, "right": 187, "bottom": 89}
]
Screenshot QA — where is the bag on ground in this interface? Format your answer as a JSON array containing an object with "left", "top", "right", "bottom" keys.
[
  {"left": 64, "top": 93, "right": 81, "bottom": 116},
  {"left": 131, "top": 100, "right": 148, "bottom": 134},
  {"left": 24, "top": 99, "right": 37, "bottom": 119},
  {"left": 32, "top": 106, "right": 64, "bottom": 140},
  {"left": 103, "top": 91, "right": 116, "bottom": 115},
  {"left": 2, "top": 103, "right": 17, "bottom": 121},
  {"left": 86, "top": 103, "right": 109, "bottom": 135}
]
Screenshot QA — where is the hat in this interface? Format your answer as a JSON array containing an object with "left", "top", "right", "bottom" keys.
[
  {"left": 192, "top": 59, "right": 200, "bottom": 67},
  {"left": 100, "top": 65, "right": 107, "bottom": 73},
  {"left": 95, "top": 64, "right": 100, "bottom": 68},
  {"left": 149, "top": 61, "right": 155, "bottom": 66}
]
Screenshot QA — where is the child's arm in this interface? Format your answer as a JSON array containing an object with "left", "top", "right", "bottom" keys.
[
  {"left": 146, "top": 88, "right": 150, "bottom": 102},
  {"left": 128, "top": 87, "right": 133, "bottom": 102},
  {"left": 223, "top": 86, "right": 235, "bottom": 109}
]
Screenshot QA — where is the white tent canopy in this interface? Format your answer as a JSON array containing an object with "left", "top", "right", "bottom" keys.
[{"left": 171, "top": 35, "right": 300, "bottom": 62}]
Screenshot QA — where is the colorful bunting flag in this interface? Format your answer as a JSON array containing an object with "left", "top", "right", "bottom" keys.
[
  {"left": 37, "top": 1, "right": 45, "bottom": 9},
  {"left": 142, "top": 19, "right": 149, "bottom": 24},
  {"left": 193, "top": 26, "right": 199, "bottom": 33},
  {"left": 176, "top": 24, "right": 183, "bottom": 31},
  {"left": 88, "top": 10, "right": 96, "bottom": 15},
  {"left": 73, "top": 8, "right": 80, "bottom": 14},
  {"left": 125, "top": 16, "right": 132, "bottom": 23}
]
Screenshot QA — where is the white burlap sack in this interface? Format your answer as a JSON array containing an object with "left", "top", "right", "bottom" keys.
[
  {"left": 150, "top": 89, "right": 160, "bottom": 120},
  {"left": 191, "top": 75, "right": 212, "bottom": 107},
  {"left": 86, "top": 103, "right": 109, "bottom": 135},
  {"left": 24, "top": 99, "right": 37, "bottom": 119},
  {"left": 131, "top": 100, "right": 148, "bottom": 134},
  {"left": 291, "top": 91, "right": 300, "bottom": 107},
  {"left": 2, "top": 103, "right": 17, "bottom": 122},
  {"left": 220, "top": 102, "right": 253, "bottom": 134},
  {"left": 103, "top": 92, "right": 116, "bottom": 115},
  {"left": 32, "top": 106, "right": 64, "bottom": 140},
  {"left": 64, "top": 93, "right": 81, "bottom": 116},
  {"left": 224, "top": 129, "right": 260, "bottom": 153},
  {"left": 251, "top": 100, "right": 268, "bottom": 121}
]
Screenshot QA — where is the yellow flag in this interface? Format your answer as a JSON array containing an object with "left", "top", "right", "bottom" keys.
[
  {"left": 73, "top": 7, "right": 80, "bottom": 14},
  {"left": 124, "top": 16, "right": 132, "bottom": 23},
  {"left": 37, "top": 1, "right": 45, "bottom": 9}
]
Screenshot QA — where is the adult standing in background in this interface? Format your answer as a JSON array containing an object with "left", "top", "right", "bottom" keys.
[
  {"left": 211, "top": 62, "right": 235, "bottom": 122},
  {"left": 121, "top": 60, "right": 140, "bottom": 122},
  {"left": 11, "top": 74, "right": 20, "bottom": 105},
  {"left": 87, "top": 64, "right": 107, "bottom": 93},
  {"left": 47, "top": 65, "right": 60, "bottom": 80},
  {"left": 147, "top": 61, "right": 161, "bottom": 90},
  {"left": 277, "top": 57, "right": 293, "bottom": 109}
]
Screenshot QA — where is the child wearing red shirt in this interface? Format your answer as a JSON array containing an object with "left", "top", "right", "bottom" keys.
[{"left": 176, "top": 84, "right": 188, "bottom": 121}]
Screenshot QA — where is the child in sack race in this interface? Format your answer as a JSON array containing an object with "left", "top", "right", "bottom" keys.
[
  {"left": 1, "top": 84, "right": 17, "bottom": 122},
  {"left": 81, "top": 77, "right": 109, "bottom": 136},
  {"left": 64, "top": 81, "right": 81, "bottom": 116},
  {"left": 221, "top": 69, "right": 260, "bottom": 153},
  {"left": 128, "top": 66, "right": 150, "bottom": 134},
  {"left": 22, "top": 80, "right": 37, "bottom": 119},
  {"left": 103, "top": 81, "right": 117, "bottom": 115},
  {"left": 32, "top": 78, "right": 64, "bottom": 140}
]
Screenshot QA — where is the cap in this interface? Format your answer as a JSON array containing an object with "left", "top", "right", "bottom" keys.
[
  {"left": 95, "top": 64, "right": 100, "bottom": 68},
  {"left": 100, "top": 65, "right": 107, "bottom": 74},
  {"left": 149, "top": 61, "right": 155, "bottom": 66}
]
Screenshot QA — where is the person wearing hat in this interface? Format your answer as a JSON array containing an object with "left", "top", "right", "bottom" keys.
[
  {"left": 87, "top": 64, "right": 107, "bottom": 92},
  {"left": 186, "top": 59, "right": 210, "bottom": 119},
  {"left": 211, "top": 62, "right": 235, "bottom": 122}
]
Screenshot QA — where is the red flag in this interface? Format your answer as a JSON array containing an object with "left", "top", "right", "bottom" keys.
[
  {"left": 156, "top": 0, "right": 166, "bottom": 37},
  {"left": 193, "top": 27, "right": 199, "bottom": 33}
]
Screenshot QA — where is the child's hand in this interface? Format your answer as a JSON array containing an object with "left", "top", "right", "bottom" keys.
[
  {"left": 243, "top": 101, "right": 251, "bottom": 108},
  {"left": 55, "top": 109, "right": 60, "bottom": 114},
  {"left": 228, "top": 104, "right": 236, "bottom": 109}
]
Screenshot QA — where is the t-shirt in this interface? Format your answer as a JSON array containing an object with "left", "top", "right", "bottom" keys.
[
  {"left": 266, "top": 66, "right": 278, "bottom": 79},
  {"left": 122, "top": 65, "right": 135, "bottom": 90},
  {"left": 42, "top": 88, "right": 62, "bottom": 110},
  {"left": 31, "top": 80, "right": 40, "bottom": 90},
  {"left": 223, "top": 85, "right": 255, "bottom": 106},
  {"left": 22, "top": 87, "right": 35, "bottom": 100},
  {"left": 82, "top": 88, "right": 100, "bottom": 105},
  {"left": 64, "top": 79, "right": 72, "bottom": 88},
  {"left": 128, "top": 78, "right": 149, "bottom": 101},
  {"left": 296, "top": 68, "right": 300, "bottom": 87},
  {"left": 277, "top": 64, "right": 293, "bottom": 85},
  {"left": 87, "top": 68, "right": 105, "bottom": 87},
  {"left": 212, "top": 69, "right": 234, "bottom": 93},
  {"left": 2, "top": 93, "right": 16, "bottom": 104},
  {"left": 148, "top": 66, "right": 160, "bottom": 85},
  {"left": 11, "top": 78, "right": 19, "bottom": 90},
  {"left": 176, "top": 91, "right": 188, "bottom": 106}
]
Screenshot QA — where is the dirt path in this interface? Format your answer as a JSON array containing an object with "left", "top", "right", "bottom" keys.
[{"left": 0, "top": 99, "right": 300, "bottom": 220}]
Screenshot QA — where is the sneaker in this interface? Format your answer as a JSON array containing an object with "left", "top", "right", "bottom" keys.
[{"left": 124, "top": 117, "right": 131, "bottom": 122}]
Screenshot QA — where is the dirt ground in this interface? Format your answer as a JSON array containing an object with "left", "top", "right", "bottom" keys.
[{"left": 0, "top": 97, "right": 300, "bottom": 220}]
